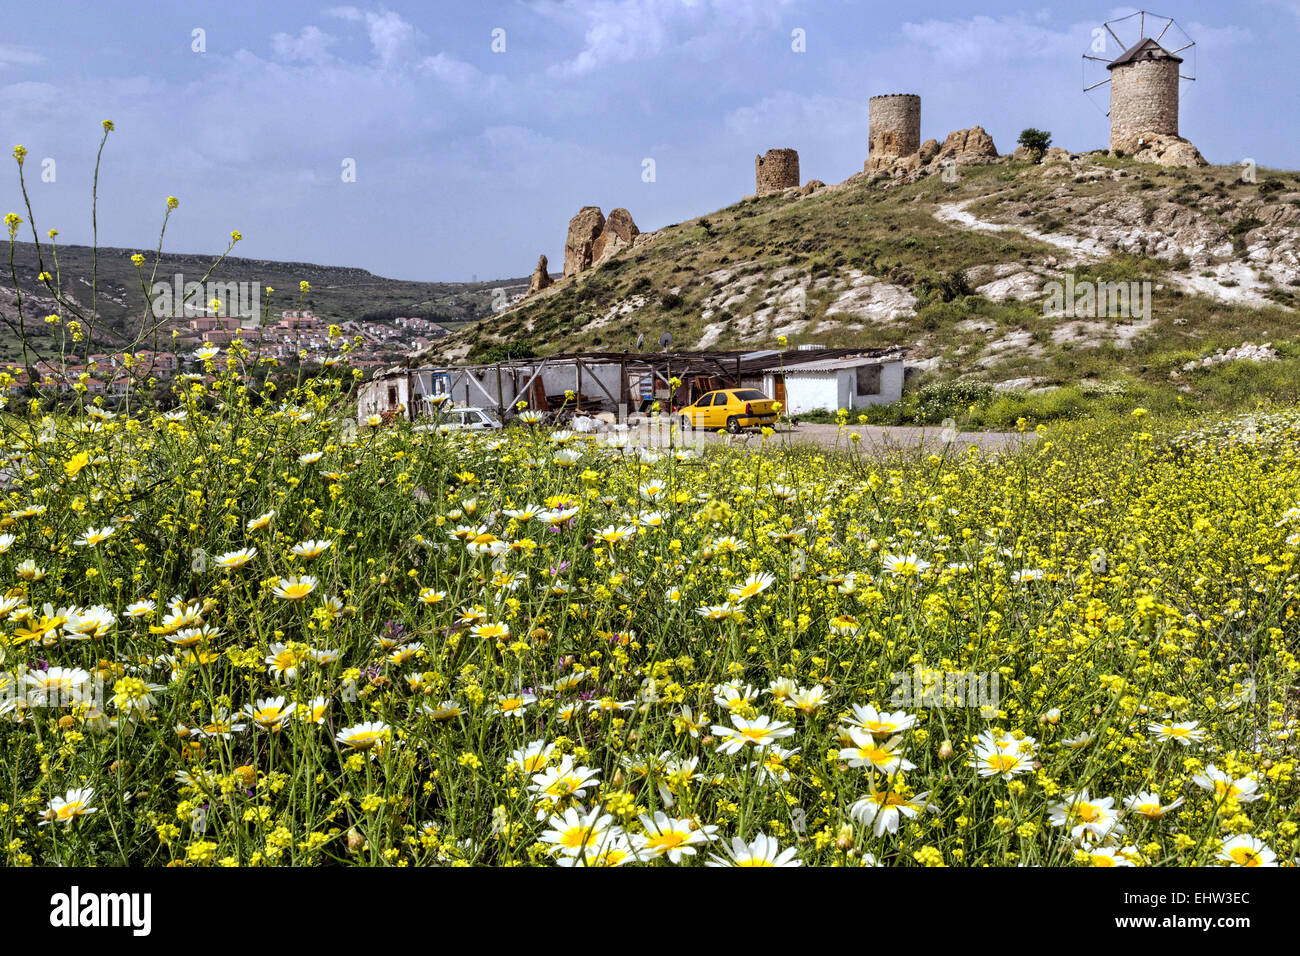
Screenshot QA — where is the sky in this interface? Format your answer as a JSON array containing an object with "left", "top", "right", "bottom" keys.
[{"left": 2, "top": 1, "right": 1298, "bottom": 282}]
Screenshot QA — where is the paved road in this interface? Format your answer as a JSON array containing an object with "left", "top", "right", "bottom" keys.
[{"left": 696, "top": 422, "right": 1033, "bottom": 455}]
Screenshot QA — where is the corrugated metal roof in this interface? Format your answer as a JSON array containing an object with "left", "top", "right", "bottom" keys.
[{"left": 783, "top": 351, "right": 906, "bottom": 372}]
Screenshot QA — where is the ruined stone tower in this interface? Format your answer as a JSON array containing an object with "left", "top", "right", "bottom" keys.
[
  {"left": 1107, "top": 38, "right": 1181, "bottom": 148},
  {"left": 868, "top": 94, "right": 921, "bottom": 161},
  {"left": 755, "top": 148, "right": 800, "bottom": 196}
]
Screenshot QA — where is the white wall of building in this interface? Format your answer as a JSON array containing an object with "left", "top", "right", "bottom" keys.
[
  {"left": 357, "top": 374, "right": 410, "bottom": 421},
  {"left": 778, "top": 359, "right": 904, "bottom": 414},
  {"left": 782, "top": 372, "right": 839, "bottom": 415}
]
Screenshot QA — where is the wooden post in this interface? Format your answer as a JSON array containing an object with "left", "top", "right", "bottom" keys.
[
  {"left": 495, "top": 362, "right": 504, "bottom": 418},
  {"left": 620, "top": 358, "right": 629, "bottom": 418}
]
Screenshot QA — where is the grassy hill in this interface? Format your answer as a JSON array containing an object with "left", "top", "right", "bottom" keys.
[
  {"left": 0, "top": 240, "right": 527, "bottom": 361},
  {"left": 447, "top": 151, "right": 1300, "bottom": 426}
]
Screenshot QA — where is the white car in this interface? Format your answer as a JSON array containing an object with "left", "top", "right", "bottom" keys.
[{"left": 417, "top": 406, "right": 502, "bottom": 431}]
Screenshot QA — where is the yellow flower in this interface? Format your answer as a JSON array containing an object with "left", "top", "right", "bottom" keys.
[{"left": 65, "top": 451, "right": 91, "bottom": 478}]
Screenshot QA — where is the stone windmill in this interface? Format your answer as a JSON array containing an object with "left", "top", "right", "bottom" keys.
[{"left": 1082, "top": 11, "right": 1197, "bottom": 158}]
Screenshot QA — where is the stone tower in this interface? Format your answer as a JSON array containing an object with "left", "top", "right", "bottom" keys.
[
  {"left": 1107, "top": 37, "right": 1181, "bottom": 148},
  {"left": 868, "top": 94, "right": 921, "bottom": 161},
  {"left": 755, "top": 148, "right": 800, "bottom": 196}
]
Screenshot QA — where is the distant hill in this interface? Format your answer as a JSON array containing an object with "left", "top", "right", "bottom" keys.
[{"left": 0, "top": 241, "right": 528, "bottom": 361}]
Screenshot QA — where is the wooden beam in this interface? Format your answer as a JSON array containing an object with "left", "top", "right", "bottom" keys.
[{"left": 506, "top": 359, "right": 548, "bottom": 410}]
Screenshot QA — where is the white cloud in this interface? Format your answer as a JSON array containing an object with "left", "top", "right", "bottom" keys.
[
  {"left": 0, "top": 43, "right": 43, "bottom": 69},
  {"left": 899, "top": 15, "right": 1080, "bottom": 70},
  {"left": 724, "top": 91, "right": 861, "bottom": 141},
  {"left": 271, "top": 26, "right": 336, "bottom": 64},
  {"left": 418, "top": 53, "right": 486, "bottom": 89},
  {"left": 1182, "top": 22, "right": 1252, "bottom": 51},
  {"left": 532, "top": 0, "right": 796, "bottom": 76},
  {"left": 328, "top": 6, "right": 421, "bottom": 67}
]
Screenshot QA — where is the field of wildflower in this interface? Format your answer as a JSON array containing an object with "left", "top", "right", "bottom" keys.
[{"left": 0, "top": 362, "right": 1297, "bottom": 867}]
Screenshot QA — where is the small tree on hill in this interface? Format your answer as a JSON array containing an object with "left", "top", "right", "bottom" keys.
[{"left": 1017, "top": 128, "right": 1052, "bottom": 163}]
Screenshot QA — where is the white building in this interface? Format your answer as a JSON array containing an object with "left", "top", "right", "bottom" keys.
[{"left": 758, "top": 351, "right": 905, "bottom": 415}]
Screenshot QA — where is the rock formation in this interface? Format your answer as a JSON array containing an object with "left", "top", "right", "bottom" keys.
[
  {"left": 562, "top": 206, "right": 641, "bottom": 278},
  {"left": 527, "top": 254, "right": 553, "bottom": 295},
  {"left": 563, "top": 206, "right": 606, "bottom": 278},
  {"left": 1110, "top": 131, "right": 1206, "bottom": 168},
  {"left": 591, "top": 207, "right": 640, "bottom": 266},
  {"left": 936, "top": 126, "right": 999, "bottom": 165}
]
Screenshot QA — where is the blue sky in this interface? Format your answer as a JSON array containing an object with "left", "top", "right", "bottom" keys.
[{"left": 2, "top": 1, "right": 1297, "bottom": 281}]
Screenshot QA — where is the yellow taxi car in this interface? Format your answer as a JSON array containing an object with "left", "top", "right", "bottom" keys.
[{"left": 678, "top": 388, "right": 778, "bottom": 433}]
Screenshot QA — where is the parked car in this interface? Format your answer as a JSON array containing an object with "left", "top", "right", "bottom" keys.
[
  {"left": 678, "top": 388, "right": 778, "bottom": 433},
  {"left": 415, "top": 406, "right": 502, "bottom": 431}
]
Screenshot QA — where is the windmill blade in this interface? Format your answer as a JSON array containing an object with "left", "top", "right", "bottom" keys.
[
  {"left": 1169, "top": 42, "right": 1195, "bottom": 54},
  {"left": 1105, "top": 24, "right": 1124, "bottom": 48},
  {"left": 1155, "top": 18, "right": 1173, "bottom": 42},
  {"left": 1082, "top": 55, "right": 1111, "bottom": 62},
  {"left": 1084, "top": 78, "right": 1111, "bottom": 92}
]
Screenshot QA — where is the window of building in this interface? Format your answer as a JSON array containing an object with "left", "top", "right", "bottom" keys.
[{"left": 855, "top": 365, "right": 881, "bottom": 395}]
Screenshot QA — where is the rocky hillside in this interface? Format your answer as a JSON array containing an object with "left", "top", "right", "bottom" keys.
[{"left": 447, "top": 147, "right": 1300, "bottom": 420}]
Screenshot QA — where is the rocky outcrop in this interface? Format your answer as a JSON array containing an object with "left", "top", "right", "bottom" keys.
[
  {"left": 527, "top": 254, "right": 554, "bottom": 295},
  {"left": 1182, "top": 342, "right": 1277, "bottom": 371},
  {"left": 937, "top": 126, "right": 999, "bottom": 165},
  {"left": 592, "top": 207, "right": 640, "bottom": 266},
  {"left": 798, "top": 179, "right": 826, "bottom": 197},
  {"left": 563, "top": 206, "right": 605, "bottom": 278},
  {"left": 562, "top": 206, "right": 642, "bottom": 278},
  {"left": 863, "top": 127, "right": 1002, "bottom": 182},
  {"left": 1111, "top": 132, "right": 1207, "bottom": 168}
]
